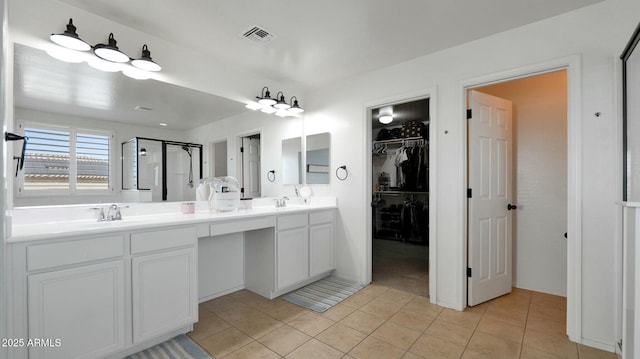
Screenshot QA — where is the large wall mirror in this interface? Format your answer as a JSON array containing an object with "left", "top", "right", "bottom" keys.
[
  {"left": 305, "top": 132, "right": 330, "bottom": 184},
  {"left": 282, "top": 137, "right": 302, "bottom": 185},
  {"left": 622, "top": 22, "right": 640, "bottom": 201},
  {"left": 11, "top": 43, "right": 247, "bottom": 206}
]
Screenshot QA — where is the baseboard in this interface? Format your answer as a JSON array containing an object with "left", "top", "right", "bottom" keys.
[{"left": 580, "top": 337, "right": 616, "bottom": 353}]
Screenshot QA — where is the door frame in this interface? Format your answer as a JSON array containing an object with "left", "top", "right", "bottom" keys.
[
  {"left": 208, "top": 137, "right": 228, "bottom": 178},
  {"left": 461, "top": 55, "right": 582, "bottom": 342},
  {"left": 236, "top": 129, "right": 262, "bottom": 198},
  {"left": 364, "top": 86, "right": 438, "bottom": 303}
]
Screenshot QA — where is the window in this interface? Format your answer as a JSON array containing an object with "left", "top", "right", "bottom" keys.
[{"left": 20, "top": 124, "right": 112, "bottom": 193}]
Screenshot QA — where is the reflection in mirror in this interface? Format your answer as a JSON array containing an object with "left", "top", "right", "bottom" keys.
[
  {"left": 306, "top": 133, "right": 330, "bottom": 184},
  {"left": 12, "top": 43, "right": 247, "bottom": 206},
  {"left": 282, "top": 137, "right": 302, "bottom": 185},
  {"left": 122, "top": 137, "right": 202, "bottom": 202}
]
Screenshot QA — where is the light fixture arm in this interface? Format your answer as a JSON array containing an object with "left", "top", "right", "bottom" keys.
[{"left": 261, "top": 86, "right": 271, "bottom": 99}]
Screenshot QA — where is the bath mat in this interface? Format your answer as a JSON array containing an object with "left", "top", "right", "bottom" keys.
[
  {"left": 125, "top": 334, "right": 211, "bottom": 359},
  {"left": 282, "top": 276, "right": 364, "bottom": 312}
]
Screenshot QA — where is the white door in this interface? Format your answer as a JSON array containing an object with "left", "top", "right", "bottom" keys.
[
  {"left": 468, "top": 90, "right": 514, "bottom": 306},
  {"left": 242, "top": 137, "right": 261, "bottom": 198}
]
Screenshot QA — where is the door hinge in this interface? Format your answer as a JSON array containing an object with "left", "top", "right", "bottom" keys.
[
  {"left": 467, "top": 109, "right": 472, "bottom": 119},
  {"left": 240, "top": 146, "right": 244, "bottom": 153},
  {"left": 467, "top": 188, "right": 472, "bottom": 198},
  {"left": 467, "top": 267, "right": 472, "bottom": 277},
  {"left": 240, "top": 187, "right": 245, "bottom": 194}
]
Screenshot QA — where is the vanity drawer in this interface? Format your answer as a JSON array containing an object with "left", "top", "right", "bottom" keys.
[
  {"left": 309, "top": 210, "right": 334, "bottom": 225},
  {"left": 27, "top": 235, "right": 124, "bottom": 272},
  {"left": 131, "top": 227, "right": 196, "bottom": 254},
  {"left": 210, "top": 216, "right": 276, "bottom": 236},
  {"left": 277, "top": 213, "right": 309, "bottom": 231}
]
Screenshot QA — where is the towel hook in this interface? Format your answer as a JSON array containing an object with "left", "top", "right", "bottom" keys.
[
  {"left": 267, "top": 170, "right": 276, "bottom": 182},
  {"left": 336, "top": 165, "right": 348, "bottom": 181}
]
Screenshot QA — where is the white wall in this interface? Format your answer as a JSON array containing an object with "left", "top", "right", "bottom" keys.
[
  {"left": 13, "top": 107, "right": 189, "bottom": 206},
  {"left": 302, "top": 0, "right": 639, "bottom": 349},
  {"left": 477, "top": 71, "right": 568, "bottom": 297}
]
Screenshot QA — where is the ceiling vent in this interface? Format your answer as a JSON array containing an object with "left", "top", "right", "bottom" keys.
[
  {"left": 134, "top": 105, "right": 153, "bottom": 111},
  {"left": 241, "top": 25, "right": 275, "bottom": 43}
]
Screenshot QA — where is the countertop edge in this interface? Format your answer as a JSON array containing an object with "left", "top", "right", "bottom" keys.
[{"left": 8, "top": 205, "right": 337, "bottom": 243}]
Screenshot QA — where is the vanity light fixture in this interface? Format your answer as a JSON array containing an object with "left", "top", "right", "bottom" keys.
[
  {"left": 94, "top": 33, "right": 130, "bottom": 63},
  {"left": 50, "top": 18, "right": 91, "bottom": 51},
  {"left": 48, "top": 18, "right": 163, "bottom": 80},
  {"left": 257, "top": 87, "right": 277, "bottom": 106},
  {"left": 288, "top": 96, "right": 304, "bottom": 113},
  {"left": 261, "top": 106, "right": 278, "bottom": 114},
  {"left": 131, "top": 44, "right": 162, "bottom": 72},
  {"left": 46, "top": 46, "right": 85, "bottom": 63},
  {"left": 273, "top": 92, "right": 291, "bottom": 110},
  {"left": 87, "top": 57, "right": 122, "bottom": 72},
  {"left": 248, "top": 88, "right": 304, "bottom": 116}
]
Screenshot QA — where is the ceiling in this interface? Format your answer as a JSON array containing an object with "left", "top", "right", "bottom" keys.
[
  {"left": 13, "top": 44, "right": 247, "bottom": 130},
  {"left": 15, "top": 0, "right": 603, "bottom": 130},
  {"left": 372, "top": 99, "right": 430, "bottom": 130},
  {"left": 58, "top": 0, "right": 603, "bottom": 90}
]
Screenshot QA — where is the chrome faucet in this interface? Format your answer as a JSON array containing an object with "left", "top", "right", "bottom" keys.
[
  {"left": 107, "top": 204, "right": 122, "bottom": 221},
  {"left": 91, "top": 204, "right": 123, "bottom": 222},
  {"left": 275, "top": 196, "right": 290, "bottom": 208}
]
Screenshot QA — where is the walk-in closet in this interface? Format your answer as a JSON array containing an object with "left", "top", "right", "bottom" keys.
[{"left": 371, "top": 98, "right": 429, "bottom": 297}]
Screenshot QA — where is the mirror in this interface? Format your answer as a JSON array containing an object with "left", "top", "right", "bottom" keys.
[
  {"left": 282, "top": 137, "right": 302, "bottom": 185},
  {"left": 12, "top": 43, "right": 248, "bottom": 206},
  {"left": 622, "top": 23, "right": 640, "bottom": 201},
  {"left": 305, "top": 132, "right": 330, "bottom": 184}
]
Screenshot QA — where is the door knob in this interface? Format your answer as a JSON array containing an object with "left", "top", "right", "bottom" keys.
[{"left": 507, "top": 204, "right": 517, "bottom": 211}]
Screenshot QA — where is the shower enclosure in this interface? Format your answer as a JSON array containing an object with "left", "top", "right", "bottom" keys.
[{"left": 122, "top": 137, "right": 202, "bottom": 201}]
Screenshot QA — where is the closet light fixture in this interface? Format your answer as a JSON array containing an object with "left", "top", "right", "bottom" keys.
[
  {"left": 257, "top": 87, "right": 277, "bottom": 106},
  {"left": 378, "top": 106, "right": 393, "bottom": 124},
  {"left": 94, "top": 33, "right": 130, "bottom": 63},
  {"left": 131, "top": 44, "right": 161, "bottom": 71},
  {"left": 50, "top": 18, "right": 91, "bottom": 51}
]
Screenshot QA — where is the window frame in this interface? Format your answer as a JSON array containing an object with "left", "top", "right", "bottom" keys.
[{"left": 16, "top": 122, "right": 115, "bottom": 197}]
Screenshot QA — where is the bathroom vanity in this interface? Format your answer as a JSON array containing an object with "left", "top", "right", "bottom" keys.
[{"left": 6, "top": 199, "right": 336, "bottom": 359}]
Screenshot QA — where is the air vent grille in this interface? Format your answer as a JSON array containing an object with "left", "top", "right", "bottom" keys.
[{"left": 241, "top": 25, "right": 275, "bottom": 43}]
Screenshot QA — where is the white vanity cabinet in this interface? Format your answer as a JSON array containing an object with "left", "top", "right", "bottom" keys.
[
  {"left": 275, "top": 210, "right": 336, "bottom": 293},
  {"left": 276, "top": 213, "right": 310, "bottom": 291},
  {"left": 309, "top": 210, "right": 335, "bottom": 277},
  {"left": 130, "top": 227, "right": 198, "bottom": 344},
  {"left": 24, "top": 235, "right": 126, "bottom": 359}
]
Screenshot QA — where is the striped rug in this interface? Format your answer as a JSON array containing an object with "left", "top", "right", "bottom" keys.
[
  {"left": 282, "top": 277, "right": 364, "bottom": 312},
  {"left": 125, "top": 334, "right": 211, "bottom": 359}
]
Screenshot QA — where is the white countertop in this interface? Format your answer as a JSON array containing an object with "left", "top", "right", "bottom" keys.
[{"left": 8, "top": 198, "right": 337, "bottom": 242}]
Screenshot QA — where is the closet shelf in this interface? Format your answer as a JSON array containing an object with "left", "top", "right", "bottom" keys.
[
  {"left": 373, "top": 136, "right": 425, "bottom": 145},
  {"left": 375, "top": 191, "right": 429, "bottom": 195}
]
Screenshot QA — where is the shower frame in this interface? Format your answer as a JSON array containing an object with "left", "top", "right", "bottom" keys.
[{"left": 121, "top": 137, "right": 203, "bottom": 201}]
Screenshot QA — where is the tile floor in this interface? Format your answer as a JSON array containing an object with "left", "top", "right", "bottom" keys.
[
  {"left": 372, "top": 238, "right": 429, "bottom": 297},
  {"left": 188, "top": 284, "right": 617, "bottom": 359}
]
